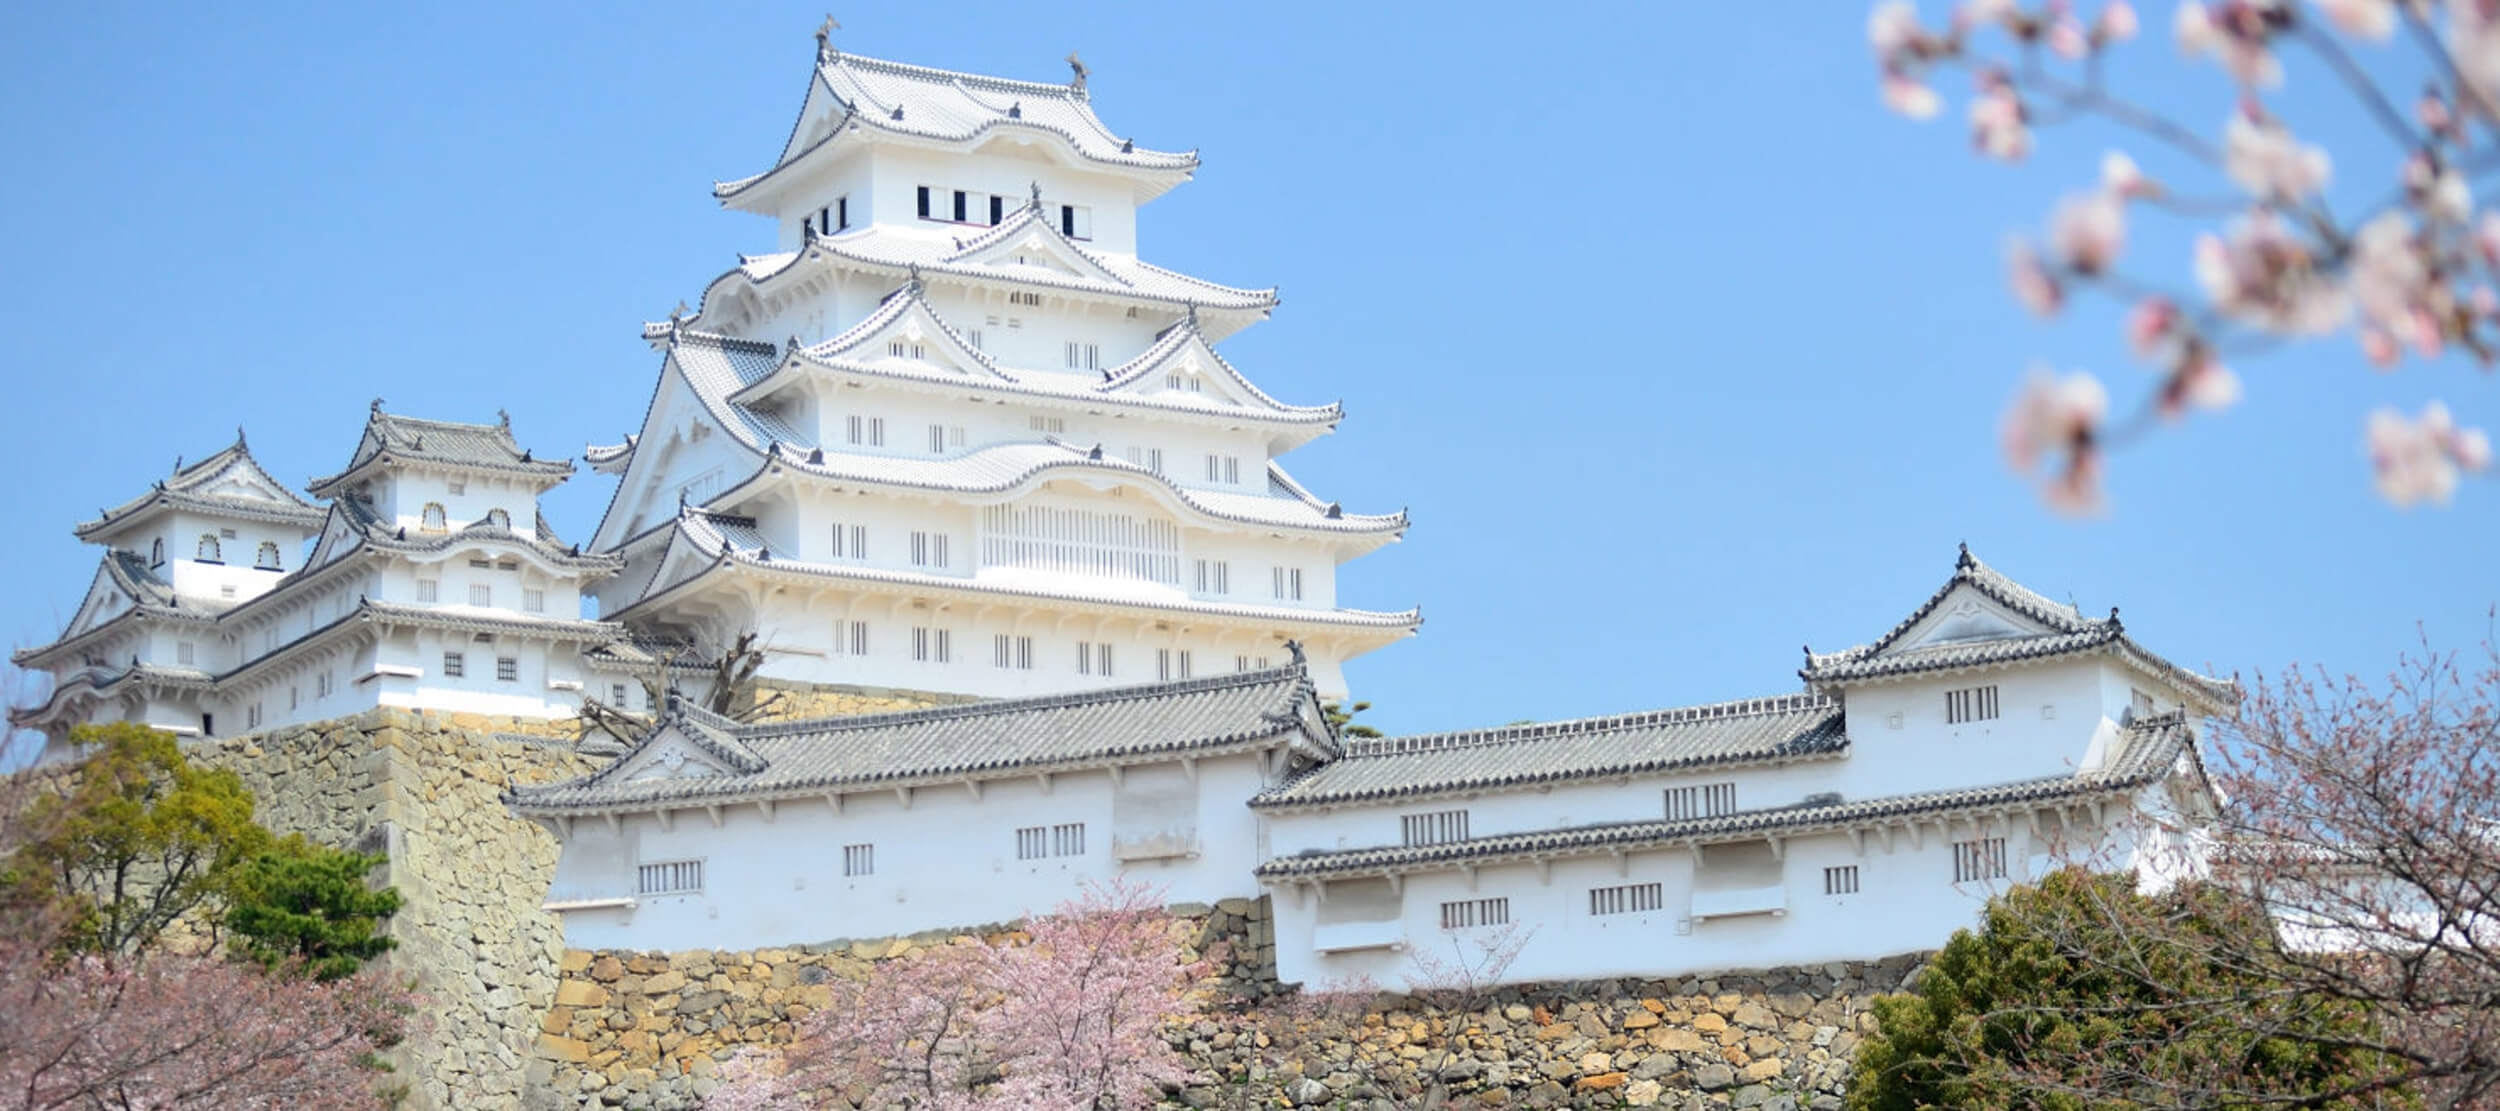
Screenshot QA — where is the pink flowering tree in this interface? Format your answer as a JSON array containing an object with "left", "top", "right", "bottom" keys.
[
  {"left": 706, "top": 879, "right": 1204, "bottom": 1111},
  {"left": 1870, "top": 0, "right": 2496, "bottom": 512}
]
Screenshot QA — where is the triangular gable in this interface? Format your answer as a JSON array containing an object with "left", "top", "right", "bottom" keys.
[
  {"left": 301, "top": 502, "right": 375, "bottom": 574},
  {"left": 946, "top": 206, "right": 1132, "bottom": 289},
  {"left": 65, "top": 560, "right": 143, "bottom": 638},
  {"left": 1882, "top": 583, "right": 2062, "bottom": 655},
  {"left": 1097, "top": 322, "right": 1288, "bottom": 413},
  {"left": 169, "top": 441, "right": 316, "bottom": 511},
  {"left": 804, "top": 285, "right": 1009, "bottom": 382},
  {"left": 609, "top": 722, "right": 745, "bottom": 785}
]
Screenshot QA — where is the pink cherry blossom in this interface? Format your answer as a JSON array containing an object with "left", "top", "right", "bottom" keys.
[
  {"left": 2101, "top": 149, "right": 2154, "bottom": 197},
  {"left": 2369, "top": 405, "right": 2463, "bottom": 505},
  {"left": 2157, "top": 345, "right": 2243, "bottom": 419},
  {"left": 1870, "top": 0, "right": 1924, "bottom": 53},
  {"left": 2007, "top": 240, "right": 2066, "bottom": 315},
  {"left": 2177, "top": 1, "right": 2287, "bottom": 86},
  {"left": 2318, "top": 0, "right": 2396, "bottom": 40},
  {"left": 2002, "top": 366, "right": 2108, "bottom": 472},
  {"left": 2126, "top": 296, "right": 2181, "bottom": 358},
  {"left": 1970, "top": 83, "right": 2032, "bottom": 159},
  {"left": 2449, "top": 0, "right": 2500, "bottom": 108},
  {"left": 2223, "top": 108, "right": 2330, "bottom": 199},
  {"left": 2100, "top": 0, "right": 2140, "bottom": 41},
  {"left": 2050, "top": 191, "right": 2126, "bottom": 273},
  {"left": 2050, "top": 14, "right": 2094, "bottom": 57},
  {"left": 2403, "top": 153, "right": 2474, "bottom": 223},
  {"left": 1962, "top": 0, "right": 2020, "bottom": 27},
  {"left": 2195, "top": 213, "right": 2349, "bottom": 334},
  {"left": 2360, "top": 325, "right": 2400, "bottom": 367},
  {"left": 1883, "top": 72, "right": 1945, "bottom": 118}
]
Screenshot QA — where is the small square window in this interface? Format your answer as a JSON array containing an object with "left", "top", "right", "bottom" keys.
[
  {"left": 496, "top": 657, "right": 518, "bottom": 682},
  {"left": 443, "top": 652, "right": 465, "bottom": 678}
]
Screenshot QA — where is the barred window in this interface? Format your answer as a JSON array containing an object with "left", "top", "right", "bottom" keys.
[
  {"left": 1016, "top": 825, "right": 1049, "bottom": 860},
  {"left": 496, "top": 657, "right": 518, "bottom": 682},
  {"left": 1953, "top": 837, "right": 2008, "bottom": 882},
  {"left": 442, "top": 652, "right": 464, "bottom": 678},
  {"left": 1946, "top": 684, "right": 2001, "bottom": 724},
  {"left": 909, "top": 531, "right": 950, "bottom": 568},
  {"left": 1400, "top": 809, "right": 1470, "bottom": 847},
  {"left": 523, "top": 588, "right": 546, "bottom": 613},
  {"left": 993, "top": 634, "right": 1035, "bottom": 670},
  {"left": 1589, "top": 882, "right": 1665, "bottom": 916},
  {"left": 1664, "top": 782, "right": 1738, "bottom": 821},
  {"left": 1053, "top": 822, "right": 1085, "bottom": 856},
  {"left": 1439, "top": 897, "right": 1510, "bottom": 930},
  {"left": 843, "top": 844, "right": 874, "bottom": 877},
  {"left": 637, "top": 859, "right": 704, "bottom": 896},
  {"left": 911, "top": 627, "right": 951, "bottom": 663},
  {"left": 833, "top": 620, "right": 869, "bottom": 656},
  {"left": 255, "top": 541, "right": 283, "bottom": 570},
  {"left": 1824, "top": 865, "right": 1861, "bottom": 895},
  {"left": 1076, "top": 641, "right": 1112, "bottom": 676},
  {"left": 981, "top": 504, "right": 1181, "bottom": 585},
  {"left": 469, "top": 583, "right": 492, "bottom": 607},
  {"left": 829, "top": 523, "right": 867, "bottom": 560}
]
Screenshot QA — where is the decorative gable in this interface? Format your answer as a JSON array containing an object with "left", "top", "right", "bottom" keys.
[
  {"left": 946, "top": 206, "right": 1131, "bottom": 289},
  {"left": 618, "top": 727, "right": 740, "bottom": 783},
  {"left": 804, "top": 288, "right": 1006, "bottom": 382},
  {"left": 1884, "top": 586, "right": 2057, "bottom": 655}
]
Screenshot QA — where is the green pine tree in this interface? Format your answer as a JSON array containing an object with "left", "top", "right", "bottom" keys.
[{"left": 223, "top": 836, "right": 402, "bottom": 982}]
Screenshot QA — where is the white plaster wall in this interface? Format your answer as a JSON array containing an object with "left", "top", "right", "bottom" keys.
[
  {"left": 1270, "top": 818, "right": 2097, "bottom": 991},
  {"left": 1835, "top": 660, "right": 2119, "bottom": 799},
  {"left": 547, "top": 752, "right": 1272, "bottom": 952}
]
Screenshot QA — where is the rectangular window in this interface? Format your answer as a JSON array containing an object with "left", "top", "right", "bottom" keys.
[
  {"left": 911, "top": 627, "right": 951, "bottom": 663},
  {"left": 1016, "top": 825, "right": 1049, "bottom": 860},
  {"left": 1400, "top": 809, "right": 1470, "bottom": 847},
  {"left": 1272, "top": 567, "right": 1304, "bottom": 601},
  {"left": 2130, "top": 687, "right": 2156, "bottom": 718},
  {"left": 1156, "top": 648, "right": 1193, "bottom": 681},
  {"left": 443, "top": 652, "right": 464, "bottom": 678},
  {"left": 523, "top": 588, "right": 546, "bottom": 613},
  {"left": 315, "top": 671, "right": 332, "bottom": 698},
  {"left": 1589, "top": 882, "right": 1666, "bottom": 916},
  {"left": 952, "top": 189, "right": 967, "bottom": 222},
  {"left": 176, "top": 641, "right": 196, "bottom": 666},
  {"left": 981, "top": 503, "right": 1181, "bottom": 585},
  {"left": 497, "top": 657, "right": 519, "bottom": 682},
  {"left": 468, "top": 583, "right": 492, "bottom": 607},
  {"left": 1663, "top": 782, "right": 1738, "bottom": 821},
  {"left": 1076, "top": 641, "right": 1112, "bottom": 676},
  {"left": 1009, "top": 291, "right": 1042, "bottom": 308},
  {"left": 1028, "top": 415, "right": 1067, "bottom": 435},
  {"left": 843, "top": 843, "right": 874, "bottom": 877},
  {"left": 909, "top": 531, "right": 949, "bottom": 568},
  {"left": 845, "top": 415, "right": 886, "bottom": 447},
  {"left": 988, "top": 194, "right": 1004, "bottom": 225},
  {"left": 1946, "top": 684, "right": 2001, "bottom": 724},
  {"left": 636, "top": 859, "right": 703, "bottom": 896},
  {"left": 1122, "top": 446, "right": 1164, "bottom": 473},
  {"left": 289, "top": 686, "right": 300, "bottom": 711},
  {"left": 1064, "top": 341, "right": 1101, "bottom": 370},
  {"left": 916, "top": 186, "right": 931, "bottom": 219},
  {"left": 1440, "top": 897, "right": 1511, "bottom": 930},
  {"left": 930, "top": 424, "right": 946, "bottom": 454},
  {"left": 416, "top": 580, "right": 439, "bottom": 603},
  {"left": 1193, "top": 559, "right": 1230, "bottom": 594},
  {"left": 993, "top": 634, "right": 1035, "bottom": 670},
  {"left": 1052, "top": 822, "right": 1086, "bottom": 856},
  {"left": 1824, "top": 865, "right": 1861, "bottom": 895},
  {"left": 888, "top": 340, "right": 927, "bottom": 359},
  {"left": 829, "top": 523, "right": 866, "bottom": 560},
  {"left": 1953, "top": 837, "right": 2009, "bottom": 882},
  {"left": 964, "top": 328, "right": 983, "bottom": 349},
  {"left": 448, "top": 481, "right": 466, "bottom": 495},
  {"left": 1204, "top": 455, "right": 1241, "bottom": 484},
  {"left": 247, "top": 703, "right": 262, "bottom": 729},
  {"left": 610, "top": 683, "right": 628, "bottom": 705}
]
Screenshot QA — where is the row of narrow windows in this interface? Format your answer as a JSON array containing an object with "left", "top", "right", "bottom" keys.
[
  {"left": 636, "top": 820, "right": 1093, "bottom": 898},
  {"left": 838, "top": 519, "right": 1307, "bottom": 600},
  {"left": 1423, "top": 845, "right": 1998, "bottom": 930},
  {"left": 915, "top": 186, "right": 1093, "bottom": 240},
  {"left": 825, "top": 619, "right": 1270, "bottom": 679},
  {"left": 417, "top": 505, "right": 511, "bottom": 532}
]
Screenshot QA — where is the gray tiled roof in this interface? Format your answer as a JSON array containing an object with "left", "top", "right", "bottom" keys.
[
  {"left": 1800, "top": 546, "right": 2238, "bottom": 709},
  {"left": 505, "top": 664, "right": 1332, "bottom": 814},
  {"left": 613, "top": 505, "right": 1421, "bottom": 633},
  {"left": 1251, "top": 694, "right": 1846, "bottom": 811},
  {"left": 716, "top": 51, "right": 1195, "bottom": 203},
  {"left": 307, "top": 405, "right": 573, "bottom": 497},
  {"left": 1256, "top": 714, "right": 2201, "bottom": 881},
  {"left": 75, "top": 433, "right": 326, "bottom": 540}
]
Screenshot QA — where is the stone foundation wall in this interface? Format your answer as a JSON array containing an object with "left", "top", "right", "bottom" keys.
[
  {"left": 192, "top": 710, "right": 604, "bottom": 1110},
  {"left": 537, "top": 898, "right": 1914, "bottom": 1111}
]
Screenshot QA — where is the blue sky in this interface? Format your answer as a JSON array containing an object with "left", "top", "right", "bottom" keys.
[{"left": 1, "top": 2, "right": 2491, "bottom": 750}]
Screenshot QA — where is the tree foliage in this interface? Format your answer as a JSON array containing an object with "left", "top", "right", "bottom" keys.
[
  {"left": 13, "top": 721, "right": 270, "bottom": 957},
  {"left": 224, "top": 835, "right": 402, "bottom": 981},
  {"left": 1849, "top": 868, "right": 2408, "bottom": 1111},
  {"left": 1323, "top": 700, "right": 1382, "bottom": 739}
]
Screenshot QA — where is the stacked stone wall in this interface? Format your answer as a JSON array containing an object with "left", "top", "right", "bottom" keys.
[
  {"left": 739, "top": 678, "right": 974, "bottom": 722},
  {"left": 537, "top": 898, "right": 1913, "bottom": 1111}
]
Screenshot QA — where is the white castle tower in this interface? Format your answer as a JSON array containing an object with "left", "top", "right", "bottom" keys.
[{"left": 585, "top": 33, "right": 1417, "bottom": 699}]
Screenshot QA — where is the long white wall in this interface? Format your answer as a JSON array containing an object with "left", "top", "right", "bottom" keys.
[{"left": 544, "top": 751, "right": 1273, "bottom": 952}]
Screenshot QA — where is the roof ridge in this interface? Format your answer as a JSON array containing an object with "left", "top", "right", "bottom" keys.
[
  {"left": 728, "top": 664, "right": 1309, "bottom": 740},
  {"left": 831, "top": 52, "right": 1089, "bottom": 102},
  {"left": 1345, "top": 693, "right": 1838, "bottom": 760}
]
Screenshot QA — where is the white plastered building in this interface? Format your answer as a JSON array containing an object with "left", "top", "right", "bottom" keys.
[
  {"left": 583, "top": 38, "right": 1418, "bottom": 703},
  {"left": 517, "top": 547, "right": 2238, "bottom": 987},
  {"left": 13, "top": 407, "right": 626, "bottom": 763}
]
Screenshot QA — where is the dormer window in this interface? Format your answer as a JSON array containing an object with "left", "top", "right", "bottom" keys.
[
  {"left": 254, "top": 541, "right": 282, "bottom": 571},
  {"left": 195, "top": 535, "right": 222, "bottom": 563},
  {"left": 484, "top": 508, "right": 511, "bottom": 530},
  {"left": 421, "top": 503, "right": 448, "bottom": 531}
]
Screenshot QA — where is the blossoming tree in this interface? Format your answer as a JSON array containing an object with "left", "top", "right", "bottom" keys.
[{"left": 1870, "top": 0, "right": 2495, "bottom": 511}]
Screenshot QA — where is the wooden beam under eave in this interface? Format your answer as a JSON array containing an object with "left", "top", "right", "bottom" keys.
[
  {"left": 705, "top": 803, "right": 723, "bottom": 829},
  {"left": 602, "top": 811, "right": 621, "bottom": 836},
  {"left": 756, "top": 798, "right": 776, "bottom": 823},
  {"left": 1035, "top": 771, "right": 1052, "bottom": 795},
  {"left": 824, "top": 792, "right": 842, "bottom": 815},
  {"left": 963, "top": 779, "right": 983, "bottom": 802},
  {"left": 895, "top": 785, "right": 913, "bottom": 809},
  {"left": 655, "top": 808, "right": 675, "bottom": 832}
]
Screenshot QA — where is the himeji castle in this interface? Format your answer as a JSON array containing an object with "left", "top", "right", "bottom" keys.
[
  {"left": 511, "top": 544, "right": 2237, "bottom": 987},
  {"left": 583, "top": 32, "right": 1417, "bottom": 702},
  {"left": 12, "top": 409, "right": 622, "bottom": 760}
]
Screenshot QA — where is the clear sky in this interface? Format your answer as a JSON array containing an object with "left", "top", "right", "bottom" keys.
[{"left": 1, "top": 2, "right": 2491, "bottom": 757}]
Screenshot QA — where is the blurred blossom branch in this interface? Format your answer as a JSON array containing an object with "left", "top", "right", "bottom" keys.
[{"left": 1870, "top": 0, "right": 2494, "bottom": 513}]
